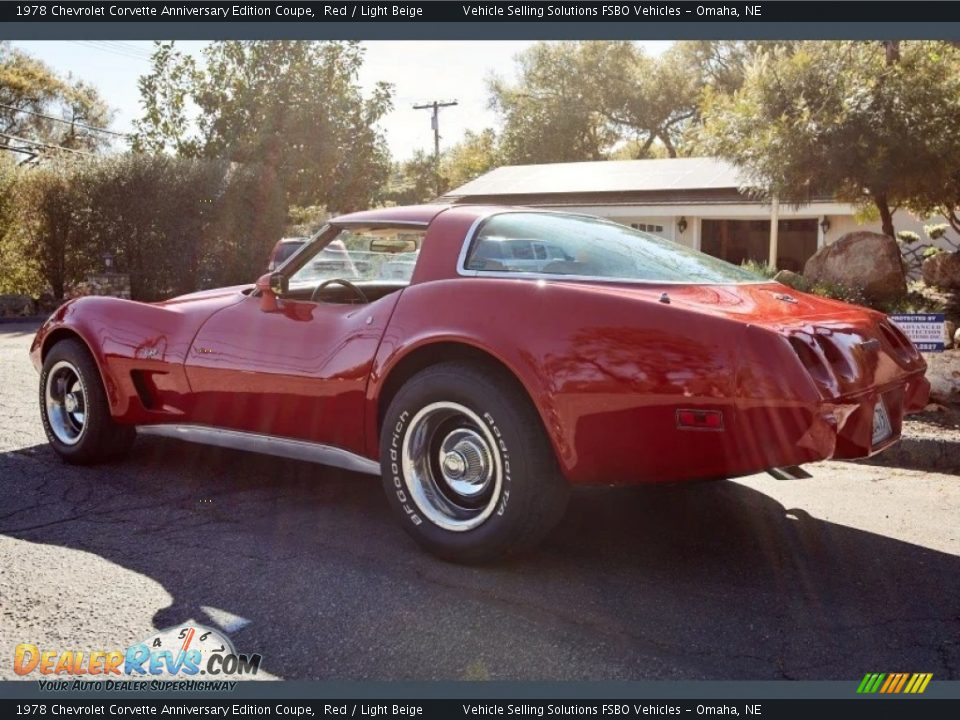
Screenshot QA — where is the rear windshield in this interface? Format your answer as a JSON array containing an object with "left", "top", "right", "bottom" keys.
[{"left": 464, "top": 212, "right": 764, "bottom": 284}]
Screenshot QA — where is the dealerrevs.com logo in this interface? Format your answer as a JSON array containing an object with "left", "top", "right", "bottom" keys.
[{"left": 14, "top": 624, "right": 262, "bottom": 691}]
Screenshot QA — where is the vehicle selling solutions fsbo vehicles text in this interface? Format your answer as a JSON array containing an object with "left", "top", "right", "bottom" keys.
[{"left": 461, "top": 4, "right": 687, "bottom": 18}]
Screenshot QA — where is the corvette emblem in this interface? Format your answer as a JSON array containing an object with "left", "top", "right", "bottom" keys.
[{"left": 774, "top": 293, "right": 798, "bottom": 304}]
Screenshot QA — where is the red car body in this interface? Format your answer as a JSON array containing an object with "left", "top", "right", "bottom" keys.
[{"left": 31, "top": 204, "right": 929, "bottom": 487}]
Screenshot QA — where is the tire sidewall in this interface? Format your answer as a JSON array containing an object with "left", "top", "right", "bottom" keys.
[
  {"left": 40, "top": 348, "right": 91, "bottom": 457},
  {"left": 380, "top": 366, "right": 543, "bottom": 560},
  {"left": 39, "top": 339, "right": 127, "bottom": 463}
]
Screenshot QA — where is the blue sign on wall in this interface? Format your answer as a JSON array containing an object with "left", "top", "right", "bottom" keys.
[{"left": 889, "top": 313, "right": 946, "bottom": 352}]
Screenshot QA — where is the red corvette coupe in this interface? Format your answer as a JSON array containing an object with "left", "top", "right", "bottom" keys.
[{"left": 31, "top": 205, "right": 929, "bottom": 561}]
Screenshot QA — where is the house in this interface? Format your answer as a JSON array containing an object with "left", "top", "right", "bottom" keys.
[{"left": 441, "top": 157, "right": 938, "bottom": 272}]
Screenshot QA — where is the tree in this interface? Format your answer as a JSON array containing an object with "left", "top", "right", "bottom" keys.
[
  {"left": 490, "top": 42, "right": 622, "bottom": 164},
  {"left": 381, "top": 151, "right": 437, "bottom": 205},
  {"left": 697, "top": 41, "right": 960, "bottom": 237},
  {"left": 597, "top": 43, "right": 701, "bottom": 158},
  {"left": 489, "top": 41, "right": 762, "bottom": 165},
  {"left": 0, "top": 42, "right": 113, "bottom": 155},
  {"left": 441, "top": 129, "right": 500, "bottom": 191},
  {"left": 134, "top": 40, "right": 393, "bottom": 213},
  {"left": 132, "top": 41, "right": 200, "bottom": 157},
  {"left": 14, "top": 160, "right": 98, "bottom": 299}
]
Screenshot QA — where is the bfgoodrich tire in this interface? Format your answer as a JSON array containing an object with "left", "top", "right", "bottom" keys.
[
  {"left": 380, "top": 361, "right": 569, "bottom": 563},
  {"left": 39, "top": 338, "right": 136, "bottom": 465}
]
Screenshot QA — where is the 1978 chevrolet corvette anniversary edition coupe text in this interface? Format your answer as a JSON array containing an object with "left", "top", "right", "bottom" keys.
[{"left": 31, "top": 205, "right": 930, "bottom": 562}]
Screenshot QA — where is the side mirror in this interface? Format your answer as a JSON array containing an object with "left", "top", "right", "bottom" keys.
[{"left": 256, "top": 272, "right": 287, "bottom": 312}]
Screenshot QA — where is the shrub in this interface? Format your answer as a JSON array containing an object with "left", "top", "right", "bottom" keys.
[
  {"left": 8, "top": 153, "right": 286, "bottom": 301},
  {"left": 740, "top": 259, "right": 777, "bottom": 279}
]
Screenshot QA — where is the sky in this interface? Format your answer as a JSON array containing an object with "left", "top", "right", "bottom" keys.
[{"left": 12, "top": 40, "right": 672, "bottom": 161}]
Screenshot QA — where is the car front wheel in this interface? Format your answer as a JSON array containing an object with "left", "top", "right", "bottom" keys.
[
  {"left": 379, "top": 361, "right": 569, "bottom": 563},
  {"left": 39, "top": 339, "right": 135, "bottom": 464}
]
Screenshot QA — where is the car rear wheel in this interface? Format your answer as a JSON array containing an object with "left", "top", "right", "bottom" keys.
[
  {"left": 40, "top": 339, "right": 135, "bottom": 464},
  {"left": 380, "top": 361, "right": 569, "bottom": 563}
]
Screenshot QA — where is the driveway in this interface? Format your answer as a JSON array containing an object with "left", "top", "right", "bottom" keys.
[{"left": 1, "top": 323, "right": 958, "bottom": 681}]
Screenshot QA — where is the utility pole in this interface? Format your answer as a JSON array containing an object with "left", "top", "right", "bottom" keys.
[{"left": 413, "top": 99, "right": 458, "bottom": 197}]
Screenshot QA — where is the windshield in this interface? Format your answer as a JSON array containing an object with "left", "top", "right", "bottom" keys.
[
  {"left": 288, "top": 228, "right": 424, "bottom": 290},
  {"left": 464, "top": 212, "right": 764, "bottom": 284}
]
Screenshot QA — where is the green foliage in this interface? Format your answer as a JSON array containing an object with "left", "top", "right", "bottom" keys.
[
  {"left": 7, "top": 154, "right": 286, "bottom": 301},
  {"left": 880, "top": 289, "right": 946, "bottom": 314},
  {"left": 0, "top": 158, "right": 46, "bottom": 296},
  {"left": 924, "top": 223, "right": 950, "bottom": 241},
  {"left": 441, "top": 129, "right": 500, "bottom": 192},
  {"left": 489, "top": 41, "right": 774, "bottom": 165},
  {"left": 133, "top": 41, "right": 392, "bottom": 213},
  {"left": 697, "top": 41, "right": 960, "bottom": 237},
  {"left": 131, "top": 41, "right": 200, "bottom": 157},
  {"left": 0, "top": 41, "right": 114, "bottom": 154},
  {"left": 286, "top": 205, "right": 330, "bottom": 236},
  {"left": 807, "top": 281, "right": 869, "bottom": 308},
  {"left": 739, "top": 259, "right": 777, "bottom": 278},
  {"left": 897, "top": 231, "right": 920, "bottom": 244},
  {"left": 381, "top": 150, "right": 437, "bottom": 206}
]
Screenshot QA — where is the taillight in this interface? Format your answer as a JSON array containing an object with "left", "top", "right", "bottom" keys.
[
  {"left": 814, "top": 335, "right": 855, "bottom": 381},
  {"left": 788, "top": 336, "right": 833, "bottom": 386},
  {"left": 879, "top": 321, "right": 920, "bottom": 362},
  {"left": 676, "top": 408, "right": 724, "bottom": 431}
]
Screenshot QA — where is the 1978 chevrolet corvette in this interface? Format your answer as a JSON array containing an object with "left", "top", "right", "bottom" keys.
[{"left": 31, "top": 205, "right": 930, "bottom": 561}]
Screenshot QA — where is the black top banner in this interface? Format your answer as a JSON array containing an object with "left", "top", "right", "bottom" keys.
[{"left": 5, "top": 1, "right": 960, "bottom": 23}]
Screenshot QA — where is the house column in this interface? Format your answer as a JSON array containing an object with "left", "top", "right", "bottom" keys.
[{"left": 768, "top": 196, "right": 780, "bottom": 269}]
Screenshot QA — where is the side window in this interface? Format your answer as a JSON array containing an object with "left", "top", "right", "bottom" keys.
[
  {"left": 287, "top": 228, "right": 424, "bottom": 290},
  {"left": 463, "top": 212, "right": 763, "bottom": 283}
]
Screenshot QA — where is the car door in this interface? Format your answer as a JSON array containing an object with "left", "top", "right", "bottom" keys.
[{"left": 183, "top": 290, "right": 401, "bottom": 457}]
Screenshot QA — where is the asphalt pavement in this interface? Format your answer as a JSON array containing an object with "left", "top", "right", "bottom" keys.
[{"left": 1, "top": 323, "right": 958, "bottom": 681}]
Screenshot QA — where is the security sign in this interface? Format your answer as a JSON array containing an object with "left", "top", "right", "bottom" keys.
[{"left": 889, "top": 313, "right": 946, "bottom": 352}]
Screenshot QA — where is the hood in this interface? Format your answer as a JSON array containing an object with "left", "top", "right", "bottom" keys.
[{"left": 156, "top": 285, "right": 253, "bottom": 307}]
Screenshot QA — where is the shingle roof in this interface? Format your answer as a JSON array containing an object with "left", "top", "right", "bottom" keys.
[{"left": 443, "top": 157, "right": 751, "bottom": 199}]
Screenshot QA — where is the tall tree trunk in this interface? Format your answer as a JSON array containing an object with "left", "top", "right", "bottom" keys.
[
  {"left": 659, "top": 133, "right": 678, "bottom": 158},
  {"left": 874, "top": 194, "right": 895, "bottom": 238},
  {"left": 883, "top": 40, "right": 901, "bottom": 65}
]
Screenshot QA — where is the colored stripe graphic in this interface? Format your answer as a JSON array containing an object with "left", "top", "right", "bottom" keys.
[{"left": 857, "top": 672, "right": 932, "bottom": 694}]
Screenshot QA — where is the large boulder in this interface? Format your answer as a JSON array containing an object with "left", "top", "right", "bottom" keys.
[
  {"left": 803, "top": 231, "right": 907, "bottom": 303},
  {"left": 925, "top": 350, "right": 960, "bottom": 405},
  {"left": 773, "top": 269, "right": 809, "bottom": 292},
  {"left": 921, "top": 251, "right": 960, "bottom": 291}
]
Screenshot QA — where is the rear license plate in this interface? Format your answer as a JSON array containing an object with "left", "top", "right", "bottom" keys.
[{"left": 871, "top": 399, "right": 892, "bottom": 446}]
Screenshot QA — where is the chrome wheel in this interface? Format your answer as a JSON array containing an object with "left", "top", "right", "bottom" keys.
[
  {"left": 402, "top": 401, "right": 502, "bottom": 532},
  {"left": 45, "top": 360, "right": 87, "bottom": 446}
]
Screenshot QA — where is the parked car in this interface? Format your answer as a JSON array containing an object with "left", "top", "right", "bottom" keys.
[
  {"left": 266, "top": 237, "right": 307, "bottom": 271},
  {"left": 31, "top": 205, "right": 930, "bottom": 562}
]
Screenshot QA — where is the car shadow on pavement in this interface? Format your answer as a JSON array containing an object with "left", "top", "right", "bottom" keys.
[{"left": 1, "top": 436, "right": 958, "bottom": 682}]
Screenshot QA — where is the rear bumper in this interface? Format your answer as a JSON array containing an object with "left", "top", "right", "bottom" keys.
[
  {"left": 735, "top": 371, "right": 930, "bottom": 473},
  {"left": 828, "top": 372, "right": 929, "bottom": 459}
]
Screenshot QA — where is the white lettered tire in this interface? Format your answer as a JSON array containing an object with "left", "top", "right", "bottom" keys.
[{"left": 380, "top": 361, "right": 569, "bottom": 563}]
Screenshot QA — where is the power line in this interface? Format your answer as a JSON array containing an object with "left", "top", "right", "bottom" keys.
[
  {"left": 0, "top": 132, "right": 95, "bottom": 158},
  {"left": 413, "top": 99, "right": 458, "bottom": 197},
  {"left": 70, "top": 40, "right": 152, "bottom": 63},
  {"left": 0, "top": 102, "right": 129, "bottom": 139}
]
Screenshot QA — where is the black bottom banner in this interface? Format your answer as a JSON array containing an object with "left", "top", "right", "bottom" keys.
[{"left": 0, "top": 699, "right": 958, "bottom": 720}]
